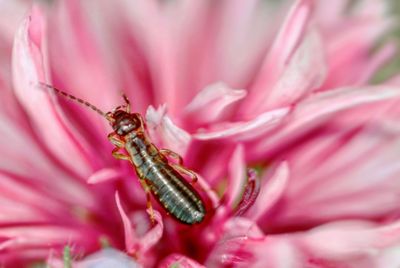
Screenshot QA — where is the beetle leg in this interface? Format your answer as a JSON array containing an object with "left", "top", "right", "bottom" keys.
[
  {"left": 172, "top": 164, "right": 198, "bottom": 184},
  {"left": 111, "top": 147, "right": 130, "bottom": 161},
  {"left": 139, "top": 179, "right": 156, "bottom": 225},
  {"left": 108, "top": 133, "right": 130, "bottom": 160},
  {"left": 108, "top": 132, "right": 125, "bottom": 148},
  {"left": 160, "top": 149, "right": 183, "bottom": 165}
]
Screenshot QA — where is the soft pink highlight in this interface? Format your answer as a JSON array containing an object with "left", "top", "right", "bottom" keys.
[{"left": 0, "top": 0, "right": 399, "bottom": 267}]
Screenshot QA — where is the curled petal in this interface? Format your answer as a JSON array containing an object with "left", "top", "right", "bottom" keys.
[
  {"left": 247, "top": 162, "right": 289, "bottom": 221},
  {"left": 115, "top": 192, "right": 163, "bottom": 255},
  {"left": 234, "top": 169, "right": 260, "bottom": 217},
  {"left": 140, "top": 208, "right": 163, "bottom": 253},
  {"left": 115, "top": 191, "right": 136, "bottom": 253},
  {"left": 219, "top": 144, "right": 260, "bottom": 217},
  {"left": 183, "top": 82, "right": 247, "bottom": 126},
  {"left": 146, "top": 105, "right": 191, "bottom": 156}
]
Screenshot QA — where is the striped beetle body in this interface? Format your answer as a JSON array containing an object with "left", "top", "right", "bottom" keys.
[{"left": 109, "top": 111, "right": 205, "bottom": 224}]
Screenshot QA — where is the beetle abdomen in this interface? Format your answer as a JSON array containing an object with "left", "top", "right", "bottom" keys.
[
  {"left": 126, "top": 134, "right": 205, "bottom": 224},
  {"left": 148, "top": 164, "right": 205, "bottom": 224}
]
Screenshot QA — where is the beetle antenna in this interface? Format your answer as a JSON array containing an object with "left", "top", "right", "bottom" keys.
[{"left": 38, "top": 82, "right": 107, "bottom": 118}]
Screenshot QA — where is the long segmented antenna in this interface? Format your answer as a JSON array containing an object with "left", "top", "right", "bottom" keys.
[{"left": 38, "top": 82, "right": 107, "bottom": 118}]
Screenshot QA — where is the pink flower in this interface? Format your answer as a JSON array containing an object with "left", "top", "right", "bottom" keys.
[{"left": 1, "top": 0, "right": 400, "bottom": 267}]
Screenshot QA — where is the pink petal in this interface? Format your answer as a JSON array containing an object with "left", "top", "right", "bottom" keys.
[
  {"left": 0, "top": 225, "right": 99, "bottom": 252},
  {"left": 193, "top": 107, "right": 289, "bottom": 141},
  {"left": 262, "top": 29, "right": 327, "bottom": 110},
  {"left": 196, "top": 173, "right": 220, "bottom": 210},
  {"left": 224, "top": 145, "right": 247, "bottom": 210},
  {"left": 242, "top": 0, "right": 313, "bottom": 116},
  {"left": 355, "top": 42, "right": 397, "bottom": 85},
  {"left": 234, "top": 169, "right": 260, "bottom": 217},
  {"left": 183, "top": 83, "right": 246, "bottom": 126},
  {"left": 115, "top": 191, "right": 137, "bottom": 253},
  {"left": 251, "top": 86, "right": 400, "bottom": 159},
  {"left": 266, "top": 122, "right": 400, "bottom": 227},
  {"left": 80, "top": 0, "right": 162, "bottom": 112},
  {"left": 247, "top": 162, "right": 289, "bottom": 221},
  {"left": 208, "top": 220, "right": 400, "bottom": 267},
  {"left": 0, "top": 114, "right": 96, "bottom": 209},
  {"left": 185, "top": 140, "right": 237, "bottom": 188},
  {"left": 160, "top": 254, "right": 205, "bottom": 268},
  {"left": 214, "top": 0, "right": 279, "bottom": 88},
  {"left": 115, "top": 192, "right": 163, "bottom": 255},
  {"left": 0, "top": 1, "right": 29, "bottom": 42},
  {"left": 12, "top": 7, "right": 93, "bottom": 178},
  {"left": 321, "top": 15, "right": 391, "bottom": 89},
  {"left": 314, "top": 0, "right": 349, "bottom": 27},
  {"left": 0, "top": 171, "right": 70, "bottom": 223},
  {"left": 47, "top": 0, "right": 121, "bottom": 111},
  {"left": 262, "top": 0, "right": 313, "bottom": 75},
  {"left": 223, "top": 217, "right": 265, "bottom": 239},
  {"left": 87, "top": 168, "right": 124, "bottom": 184},
  {"left": 107, "top": 1, "right": 183, "bottom": 111},
  {"left": 206, "top": 217, "right": 266, "bottom": 267},
  {"left": 139, "top": 208, "right": 163, "bottom": 253},
  {"left": 301, "top": 220, "right": 400, "bottom": 267},
  {"left": 146, "top": 105, "right": 191, "bottom": 156},
  {"left": 206, "top": 233, "right": 297, "bottom": 267},
  {"left": 0, "top": 2, "right": 30, "bottom": 123}
]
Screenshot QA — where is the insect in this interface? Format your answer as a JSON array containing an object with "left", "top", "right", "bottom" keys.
[{"left": 40, "top": 83, "right": 206, "bottom": 225}]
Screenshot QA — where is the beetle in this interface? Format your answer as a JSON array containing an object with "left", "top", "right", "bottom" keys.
[{"left": 41, "top": 83, "right": 205, "bottom": 225}]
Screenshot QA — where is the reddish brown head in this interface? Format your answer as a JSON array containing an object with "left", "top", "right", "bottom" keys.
[
  {"left": 104, "top": 94, "right": 143, "bottom": 136},
  {"left": 107, "top": 110, "right": 143, "bottom": 136}
]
